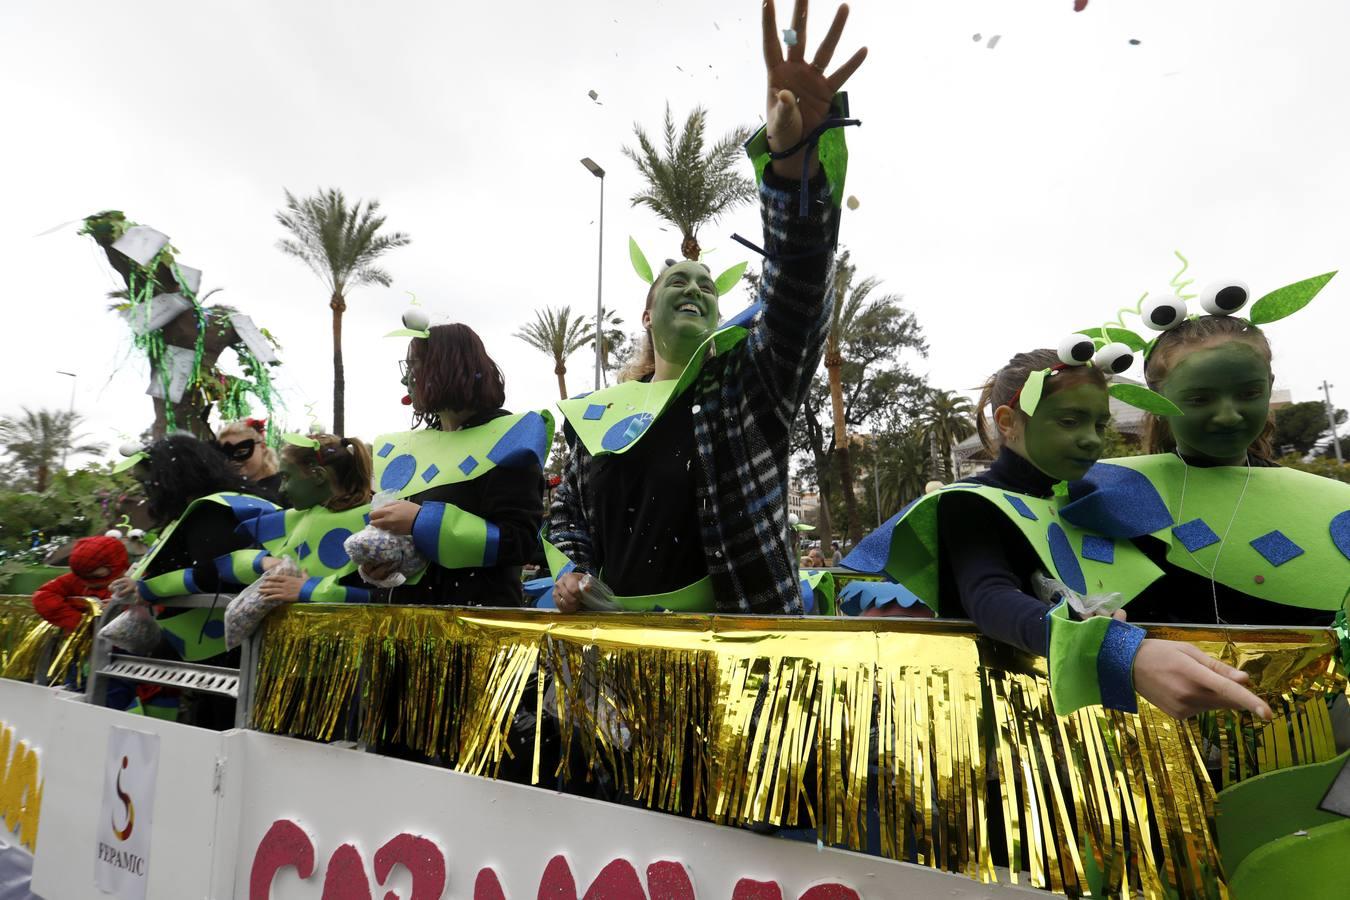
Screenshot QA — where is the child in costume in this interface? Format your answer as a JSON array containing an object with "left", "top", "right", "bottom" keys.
[
  {"left": 31, "top": 535, "right": 128, "bottom": 630},
  {"left": 550, "top": 0, "right": 866, "bottom": 615},
  {"left": 362, "top": 322, "right": 552, "bottom": 607},
  {"left": 216, "top": 417, "right": 284, "bottom": 500},
  {"left": 844, "top": 345, "right": 1271, "bottom": 720},
  {"left": 1060, "top": 266, "right": 1348, "bottom": 627},
  {"left": 108, "top": 435, "right": 277, "bottom": 665},
  {"left": 214, "top": 433, "right": 373, "bottom": 604}
]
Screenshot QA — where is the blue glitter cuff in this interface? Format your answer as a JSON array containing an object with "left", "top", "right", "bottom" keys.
[{"left": 1097, "top": 618, "right": 1145, "bottom": 713}]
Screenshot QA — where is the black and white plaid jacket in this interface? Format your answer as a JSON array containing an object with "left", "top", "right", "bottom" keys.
[{"left": 550, "top": 171, "right": 836, "bottom": 614}]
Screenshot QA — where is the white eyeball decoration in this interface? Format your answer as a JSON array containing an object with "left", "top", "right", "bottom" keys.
[
  {"left": 401, "top": 307, "right": 430, "bottom": 331},
  {"left": 1093, "top": 342, "right": 1135, "bottom": 376},
  {"left": 1057, "top": 333, "right": 1096, "bottom": 366},
  {"left": 119, "top": 441, "right": 142, "bottom": 458},
  {"left": 1140, "top": 293, "right": 1189, "bottom": 331},
  {"left": 105, "top": 529, "right": 125, "bottom": 538},
  {"left": 1198, "top": 279, "right": 1249, "bottom": 316}
]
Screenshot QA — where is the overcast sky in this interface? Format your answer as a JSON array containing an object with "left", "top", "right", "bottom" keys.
[{"left": 2, "top": 0, "right": 1347, "bottom": 469}]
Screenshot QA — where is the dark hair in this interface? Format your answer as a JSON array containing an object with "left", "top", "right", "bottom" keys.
[
  {"left": 138, "top": 434, "right": 262, "bottom": 524},
  {"left": 975, "top": 349, "right": 1108, "bottom": 453},
  {"left": 280, "top": 434, "right": 373, "bottom": 512},
  {"left": 1142, "top": 316, "right": 1276, "bottom": 461},
  {"left": 408, "top": 323, "right": 506, "bottom": 427}
]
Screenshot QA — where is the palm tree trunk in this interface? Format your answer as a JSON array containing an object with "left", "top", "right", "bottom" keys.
[
  {"left": 35, "top": 463, "right": 48, "bottom": 493},
  {"left": 826, "top": 357, "right": 861, "bottom": 545},
  {"left": 680, "top": 234, "right": 700, "bottom": 261},
  {"left": 331, "top": 291, "right": 346, "bottom": 437},
  {"left": 555, "top": 364, "right": 568, "bottom": 401}
]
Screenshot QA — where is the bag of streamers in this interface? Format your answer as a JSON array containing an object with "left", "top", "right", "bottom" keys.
[
  {"left": 224, "top": 557, "right": 301, "bottom": 650},
  {"left": 343, "top": 491, "right": 426, "bottom": 588},
  {"left": 100, "top": 603, "right": 163, "bottom": 655}
]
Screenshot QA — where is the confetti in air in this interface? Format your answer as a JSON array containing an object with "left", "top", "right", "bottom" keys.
[
  {"left": 846, "top": 196, "right": 860, "bottom": 211},
  {"left": 1074, "top": 0, "right": 1089, "bottom": 10},
  {"left": 781, "top": 28, "right": 798, "bottom": 46},
  {"left": 986, "top": 34, "right": 1001, "bottom": 49}
]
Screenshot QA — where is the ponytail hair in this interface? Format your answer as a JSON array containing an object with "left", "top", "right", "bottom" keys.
[{"left": 280, "top": 434, "right": 374, "bottom": 512}]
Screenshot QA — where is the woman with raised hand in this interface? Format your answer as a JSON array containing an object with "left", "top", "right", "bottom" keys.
[{"left": 550, "top": 0, "right": 866, "bottom": 615}]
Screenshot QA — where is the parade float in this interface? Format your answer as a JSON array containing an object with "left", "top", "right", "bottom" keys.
[{"left": 0, "top": 591, "right": 1345, "bottom": 899}]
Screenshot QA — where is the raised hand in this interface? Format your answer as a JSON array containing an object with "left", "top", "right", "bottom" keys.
[{"left": 762, "top": 0, "right": 867, "bottom": 179}]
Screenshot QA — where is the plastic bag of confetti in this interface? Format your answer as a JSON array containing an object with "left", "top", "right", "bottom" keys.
[
  {"left": 224, "top": 557, "right": 301, "bottom": 649},
  {"left": 100, "top": 602, "right": 163, "bottom": 655}
]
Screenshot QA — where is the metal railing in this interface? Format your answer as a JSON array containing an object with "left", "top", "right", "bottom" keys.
[{"left": 84, "top": 593, "right": 259, "bottom": 729}]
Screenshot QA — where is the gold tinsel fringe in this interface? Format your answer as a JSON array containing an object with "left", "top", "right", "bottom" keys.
[{"left": 250, "top": 608, "right": 1344, "bottom": 899}]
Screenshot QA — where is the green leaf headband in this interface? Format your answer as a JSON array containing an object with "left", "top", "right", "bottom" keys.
[
  {"left": 281, "top": 404, "right": 326, "bottom": 446},
  {"left": 1075, "top": 251, "right": 1337, "bottom": 361},
  {"left": 386, "top": 293, "right": 432, "bottom": 339},
  {"left": 1018, "top": 336, "right": 1182, "bottom": 418},
  {"left": 112, "top": 441, "right": 148, "bottom": 473},
  {"left": 629, "top": 237, "right": 748, "bottom": 297}
]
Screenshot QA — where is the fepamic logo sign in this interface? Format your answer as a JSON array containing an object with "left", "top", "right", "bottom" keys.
[{"left": 95, "top": 727, "right": 159, "bottom": 900}]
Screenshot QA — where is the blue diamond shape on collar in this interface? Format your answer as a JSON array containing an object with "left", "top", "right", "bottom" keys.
[
  {"left": 1173, "top": 519, "right": 1219, "bottom": 552},
  {"left": 459, "top": 455, "right": 479, "bottom": 476},
  {"left": 583, "top": 403, "right": 607, "bottom": 421},
  {"left": 421, "top": 464, "right": 440, "bottom": 483},
  {"left": 1250, "top": 530, "right": 1304, "bottom": 567},
  {"left": 296, "top": 542, "right": 311, "bottom": 559},
  {"left": 377, "top": 442, "right": 394, "bottom": 458},
  {"left": 1003, "top": 494, "right": 1038, "bottom": 521},
  {"left": 1081, "top": 534, "right": 1115, "bottom": 564}
]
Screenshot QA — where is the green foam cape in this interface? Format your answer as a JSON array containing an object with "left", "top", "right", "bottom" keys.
[
  {"left": 371, "top": 410, "right": 555, "bottom": 500},
  {"left": 867, "top": 484, "right": 1163, "bottom": 615},
  {"left": 557, "top": 326, "right": 748, "bottom": 458},
  {"left": 1099, "top": 456, "right": 1350, "bottom": 612}
]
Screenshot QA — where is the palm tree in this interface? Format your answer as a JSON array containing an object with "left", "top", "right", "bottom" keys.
[
  {"left": 824, "top": 252, "right": 904, "bottom": 544},
  {"left": 883, "top": 430, "right": 933, "bottom": 513},
  {"left": 587, "top": 307, "right": 626, "bottom": 386},
  {"left": 515, "top": 306, "right": 591, "bottom": 400},
  {"left": 0, "top": 408, "right": 104, "bottom": 492},
  {"left": 922, "top": 389, "right": 976, "bottom": 481},
  {"left": 275, "top": 189, "right": 410, "bottom": 436},
  {"left": 623, "top": 105, "right": 756, "bottom": 260}
]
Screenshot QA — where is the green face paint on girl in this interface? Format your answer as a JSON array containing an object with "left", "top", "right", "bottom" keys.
[
  {"left": 280, "top": 460, "right": 332, "bottom": 511},
  {"left": 1158, "top": 342, "right": 1271, "bottom": 465},
  {"left": 648, "top": 261, "right": 720, "bottom": 370},
  {"left": 1024, "top": 381, "right": 1111, "bottom": 482}
]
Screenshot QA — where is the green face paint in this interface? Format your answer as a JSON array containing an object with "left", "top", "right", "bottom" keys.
[
  {"left": 280, "top": 460, "right": 332, "bottom": 511},
  {"left": 1023, "top": 381, "right": 1111, "bottom": 482},
  {"left": 1158, "top": 342, "right": 1271, "bottom": 465},
  {"left": 648, "top": 261, "right": 720, "bottom": 370}
]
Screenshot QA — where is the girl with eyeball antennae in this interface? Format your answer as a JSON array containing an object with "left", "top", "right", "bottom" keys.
[
  {"left": 1062, "top": 265, "right": 1349, "bottom": 632},
  {"left": 843, "top": 344, "right": 1274, "bottom": 723}
]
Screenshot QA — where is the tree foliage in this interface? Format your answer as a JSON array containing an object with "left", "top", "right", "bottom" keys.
[
  {"left": 276, "top": 188, "right": 410, "bottom": 435},
  {"left": 514, "top": 306, "right": 592, "bottom": 400},
  {"left": 1274, "top": 400, "right": 1345, "bottom": 455},
  {"left": 623, "top": 105, "right": 756, "bottom": 260},
  {"left": 920, "top": 389, "right": 976, "bottom": 481},
  {"left": 0, "top": 408, "right": 104, "bottom": 493}
]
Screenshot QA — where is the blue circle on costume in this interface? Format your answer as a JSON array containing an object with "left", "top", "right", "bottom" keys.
[
  {"left": 601, "top": 413, "right": 654, "bottom": 452},
  {"left": 1330, "top": 510, "right": 1350, "bottom": 560},
  {"left": 380, "top": 454, "right": 417, "bottom": 492},
  {"left": 318, "top": 528, "right": 353, "bottom": 569},
  {"left": 1046, "top": 522, "right": 1087, "bottom": 594},
  {"left": 202, "top": 618, "right": 225, "bottom": 639}
]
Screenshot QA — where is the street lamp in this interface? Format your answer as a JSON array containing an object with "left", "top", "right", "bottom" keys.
[{"left": 580, "top": 157, "right": 605, "bottom": 390}]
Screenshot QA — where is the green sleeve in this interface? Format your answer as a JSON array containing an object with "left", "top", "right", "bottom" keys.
[
  {"left": 297, "top": 574, "right": 370, "bottom": 604},
  {"left": 1047, "top": 601, "right": 1146, "bottom": 715},
  {"left": 214, "top": 549, "right": 269, "bottom": 587},
  {"left": 411, "top": 501, "right": 499, "bottom": 570}
]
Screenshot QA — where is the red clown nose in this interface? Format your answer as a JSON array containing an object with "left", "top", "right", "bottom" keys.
[{"left": 401, "top": 395, "right": 412, "bottom": 406}]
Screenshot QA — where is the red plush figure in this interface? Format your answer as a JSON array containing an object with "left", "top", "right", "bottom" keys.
[{"left": 31, "top": 536, "right": 129, "bottom": 631}]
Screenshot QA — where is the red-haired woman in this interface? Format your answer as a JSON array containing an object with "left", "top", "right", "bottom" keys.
[{"left": 362, "top": 323, "right": 553, "bottom": 607}]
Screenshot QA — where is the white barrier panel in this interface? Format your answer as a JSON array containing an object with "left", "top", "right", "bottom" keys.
[
  {"left": 0, "top": 680, "right": 53, "bottom": 900},
  {"left": 3, "top": 678, "right": 1038, "bottom": 899},
  {"left": 227, "top": 731, "right": 1039, "bottom": 900},
  {"left": 30, "top": 693, "right": 228, "bottom": 900}
]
